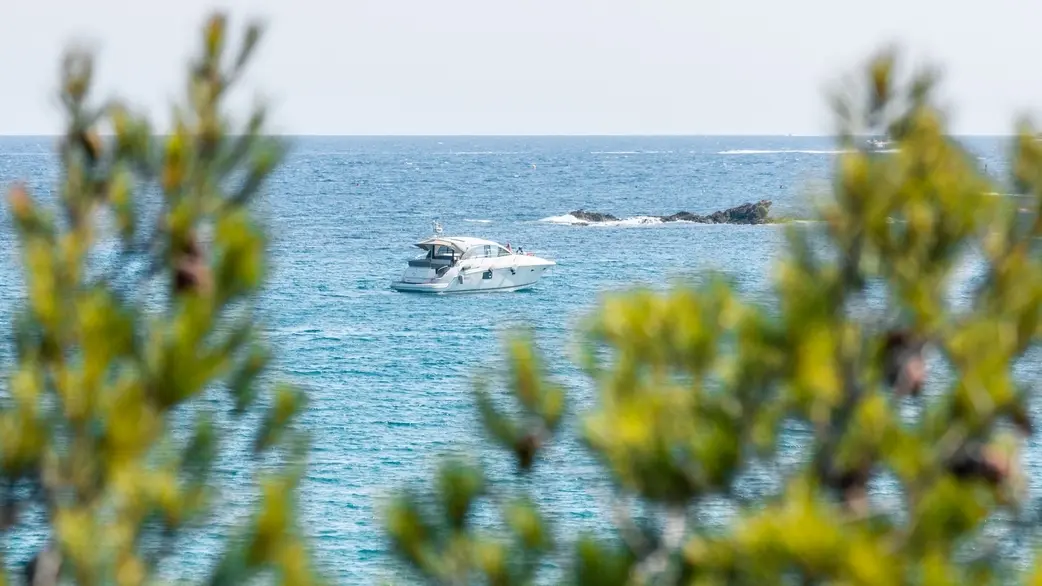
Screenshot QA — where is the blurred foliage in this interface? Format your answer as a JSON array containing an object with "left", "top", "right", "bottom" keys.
[
  {"left": 12, "top": 11, "right": 1042, "bottom": 586},
  {"left": 1, "top": 13, "right": 321, "bottom": 586},
  {"left": 385, "top": 51, "right": 1042, "bottom": 584}
]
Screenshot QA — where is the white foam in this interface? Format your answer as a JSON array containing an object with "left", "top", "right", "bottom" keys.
[
  {"left": 539, "top": 214, "right": 588, "bottom": 225},
  {"left": 614, "top": 216, "right": 664, "bottom": 226},
  {"left": 537, "top": 214, "right": 665, "bottom": 227},
  {"left": 718, "top": 148, "right": 899, "bottom": 155},
  {"left": 718, "top": 149, "right": 852, "bottom": 155},
  {"left": 589, "top": 150, "right": 672, "bottom": 155},
  {"left": 463, "top": 218, "right": 493, "bottom": 223},
  {"left": 448, "top": 151, "right": 523, "bottom": 155}
]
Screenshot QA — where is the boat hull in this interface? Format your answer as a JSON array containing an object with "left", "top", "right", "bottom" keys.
[
  {"left": 391, "top": 262, "right": 552, "bottom": 294},
  {"left": 390, "top": 281, "right": 538, "bottom": 294}
]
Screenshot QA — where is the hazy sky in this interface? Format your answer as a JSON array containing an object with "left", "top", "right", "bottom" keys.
[{"left": 1, "top": 0, "right": 1039, "bottom": 135}]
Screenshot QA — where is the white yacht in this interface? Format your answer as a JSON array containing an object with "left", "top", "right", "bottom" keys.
[
  {"left": 390, "top": 229, "right": 555, "bottom": 294},
  {"left": 867, "top": 137, "right": 892, "bottom": 151}
]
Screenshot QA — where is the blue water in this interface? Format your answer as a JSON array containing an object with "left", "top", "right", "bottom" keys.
[{"left": 0, "top": 135, "right": 1031, "bottom": 582}]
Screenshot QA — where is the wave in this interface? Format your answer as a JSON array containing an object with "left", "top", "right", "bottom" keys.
[
  {"left": 539, "top": 214, "right": 664, "bottom": 227},
  {"left": 719, "top": 149, "right": 851, "bottom": 155},
  {"left": 718, "top": 148, "right": 899, "bottom": 155},
  {"left": 539, "top": 214, "right": 587, "bottom": 225},
  {"left": 463, "top": 218, "right": 493, "bottom": 223},
  {"left": 448, "top": 151, "right": 523, "bottom": 155},
  {"left": 590, "top": 150, "right": 672, "bottom": 155}
]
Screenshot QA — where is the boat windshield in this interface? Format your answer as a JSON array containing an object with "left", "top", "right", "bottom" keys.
[
  {"left": 462, "top": 244, "right": 512, "bottom": 259},
  {"left": 431, "top": 244, "right": 456, "bottom": 260},
  {"left": 409, "top": 244, "right": 459, "bottom": 268},
  {"left": 462, "top": 245, "right": 491, "bottom": 259}
]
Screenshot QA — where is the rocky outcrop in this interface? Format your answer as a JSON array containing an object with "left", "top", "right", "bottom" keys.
[
  {"left": 661, "top": 200, "right": 773, "bottom": 224},
  {"left": 570, "top": 209, "right": 621, "bottom": 223},
  {"left": 568, "top": 200, "right": 773, "bottom": 225}
]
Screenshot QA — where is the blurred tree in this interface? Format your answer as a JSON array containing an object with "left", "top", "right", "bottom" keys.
[
  {"left": 385, "top": 51, "right": 1042, "bottom": 585},
  {"left": 1, "top": 13, "right": 321, "bottom": 586}
]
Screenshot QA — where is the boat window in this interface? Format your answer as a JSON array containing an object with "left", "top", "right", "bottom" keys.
[
  {"left": 496, "top": 246, "right": 512, "bottom": 257},
  {"left": 462, "top": 245, "right": 493, "bottom": 259}
]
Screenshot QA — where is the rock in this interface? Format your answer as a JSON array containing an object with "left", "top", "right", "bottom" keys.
[
  {"left": 661, "top": 211, "right": 701, "bottom": 222},
  {"left": 570, "top": 209, "right": 620, "bottom": 223},
  {"left": 568, "top": 200, "right": 773, "bottom": 225},
  {"left": 672, "top": 200, "right": 772, "bottom": 224}
]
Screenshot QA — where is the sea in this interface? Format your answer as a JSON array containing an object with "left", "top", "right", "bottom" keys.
[{"left": 0, "top": 135, "right": 1036, "bottom": 583}]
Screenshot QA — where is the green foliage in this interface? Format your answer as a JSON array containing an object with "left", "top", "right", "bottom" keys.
[
  {"left": 12, "top": 12, "right": 1042, "bottom": 586},
  {"left": 1, "top": 13, "right": 320, "bottom": 586},
  {"left": 385, "top": 52, "right": 1042, "bottom": 584}
]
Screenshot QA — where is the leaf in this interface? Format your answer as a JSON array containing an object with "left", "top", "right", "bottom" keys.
[
  {"left": 435, "top": 459, "right": 485, "bottom": 530},
  {"left": 253, "top": 384, "right": 306, "bottom": 454}
]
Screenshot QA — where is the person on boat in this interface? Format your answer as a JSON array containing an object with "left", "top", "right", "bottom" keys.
[{"left": 505, "top": 243, "right": 512, "bottom": 253}]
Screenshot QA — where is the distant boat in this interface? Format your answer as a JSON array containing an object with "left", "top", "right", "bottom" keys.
[
  {"left": 390, "top": 227, "right": 555, "bottom": 294},
  {"left": 866, "top": 137, "right": 892, "bottom": 151}
]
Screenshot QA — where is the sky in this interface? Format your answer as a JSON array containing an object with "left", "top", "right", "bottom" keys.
[{"left": 0, "top": 0, "right": 1039, "bottom": 136}]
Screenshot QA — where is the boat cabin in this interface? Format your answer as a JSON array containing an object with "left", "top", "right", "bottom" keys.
[{"left": 409, "top": 237, "right": 512, "bottom": 270}]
